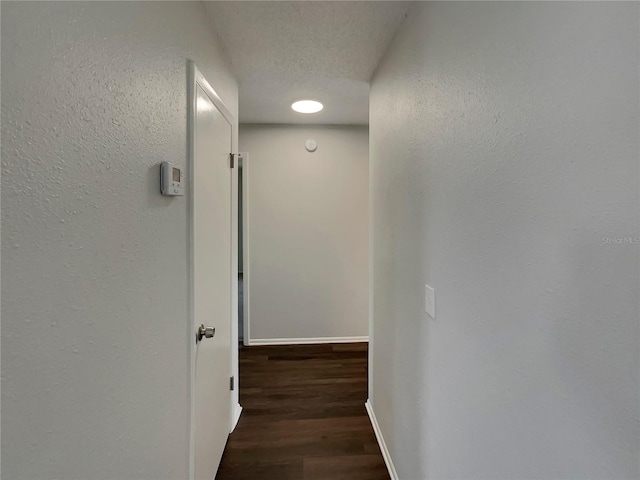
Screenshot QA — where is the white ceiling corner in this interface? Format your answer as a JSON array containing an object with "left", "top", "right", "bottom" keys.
[{"left": 204, "top": 1, "right": 412, "bottom": 125}]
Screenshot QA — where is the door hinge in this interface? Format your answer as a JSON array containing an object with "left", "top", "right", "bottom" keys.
[
  {"left": 229, "top": 153, "right": 235, "bottom": 169},
  {"left": 230, "top": 376, "right": 235, "bottom": 391}
]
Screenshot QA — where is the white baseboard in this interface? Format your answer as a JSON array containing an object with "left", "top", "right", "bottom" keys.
[
  {"left": 230, "top": 403, "right": 242, "bottom": 433},
  {"left": 365, "top": 399, "right": 399, "bottom": 480},
  {"left": 247, "top": 336, "right": 369, "bottom": 346}
]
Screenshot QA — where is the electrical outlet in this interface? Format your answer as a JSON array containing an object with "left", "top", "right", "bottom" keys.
[{"left": 425, "top": 284, "right": 435, "bottom": 319}]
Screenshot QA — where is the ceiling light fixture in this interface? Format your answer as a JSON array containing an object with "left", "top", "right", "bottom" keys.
[{"left": 291, "top": 100, "right": 323, "bottom": 114}]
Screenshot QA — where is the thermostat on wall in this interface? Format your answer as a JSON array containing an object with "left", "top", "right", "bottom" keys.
[{"left": 160, "top": 162, "right": 184, "bottom": 196}]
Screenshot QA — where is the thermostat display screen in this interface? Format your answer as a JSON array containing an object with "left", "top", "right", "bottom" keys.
[{"left": 172, "top": 167, "right": 180, "bottom": 182}]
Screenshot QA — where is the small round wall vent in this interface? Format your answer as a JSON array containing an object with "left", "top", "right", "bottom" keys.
[{"left": 305, "top": 139, "right": 318, "bottom": 152}]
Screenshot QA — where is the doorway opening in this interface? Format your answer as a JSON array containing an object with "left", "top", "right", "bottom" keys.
[
  {"left": 237, "top": 152, "right": 249, "bottom": 347},
  {"left": 238, "top": 156, "right": 244, "bottom": 345}
]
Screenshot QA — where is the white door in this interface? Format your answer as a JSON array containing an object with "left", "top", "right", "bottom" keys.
[{"left": 193, "top": 83, "right": 232, "bottom": 480}]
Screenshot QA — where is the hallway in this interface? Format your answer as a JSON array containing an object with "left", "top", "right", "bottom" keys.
[
  {"left": 216, "top": 344, "right": 388, "bottom": 480},
  {"left": 2, "top": 2, "right": 638, "bottom": 479}
]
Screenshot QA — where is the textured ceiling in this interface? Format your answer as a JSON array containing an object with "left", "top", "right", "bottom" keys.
[{"left": 204, "top": 1, "right": 411, "bottom": 125}]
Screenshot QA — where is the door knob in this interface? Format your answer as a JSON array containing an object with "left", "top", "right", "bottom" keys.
[{"left": 196, "top": 324, "right": 216, "bottom": 343}]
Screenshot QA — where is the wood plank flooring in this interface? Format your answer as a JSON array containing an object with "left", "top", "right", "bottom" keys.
[{"left": 216, "top": 343, "right": 389, "bottom": 480}]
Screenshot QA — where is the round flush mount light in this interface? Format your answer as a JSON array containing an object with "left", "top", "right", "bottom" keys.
[{"left": 291, "top": 100, "right": 323, "bottom": 114}]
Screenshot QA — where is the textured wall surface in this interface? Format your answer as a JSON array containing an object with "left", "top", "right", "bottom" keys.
[
  {"left": 240, "top": 125, "right": 369, "bottom": 342},
  {"left": 369, "top": 3, "right": 639, "bottom": 479},
  {"left": 1, "top": 2, "right": 237, "bottom": 479}
]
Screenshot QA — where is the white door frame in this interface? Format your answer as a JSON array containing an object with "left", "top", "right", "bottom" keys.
[
  {"left": 188, "top": 61, "right": 241, "bottom": 480},
  {"left": 239, "top": 153, "right": 251, "bottom": 346}
]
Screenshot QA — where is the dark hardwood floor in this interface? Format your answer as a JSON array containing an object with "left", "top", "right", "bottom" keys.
[{"left": 216, "top": 343, "right": 389, "bottom": 480}]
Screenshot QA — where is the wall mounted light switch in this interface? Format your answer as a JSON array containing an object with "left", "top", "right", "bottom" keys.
[{"left": 425, "top": 284, "right": 435, "bottom": 319}]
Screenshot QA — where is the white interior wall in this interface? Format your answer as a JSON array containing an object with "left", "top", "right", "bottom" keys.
[
  {"left": 369, "top": 2, "right": 639, "bottom": 479},
  {"left": 1, "top": 2, "right": 238, "bottom": 479},
  {"left": 240, "top": 125, "right": 369, "bottom": 343}
]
